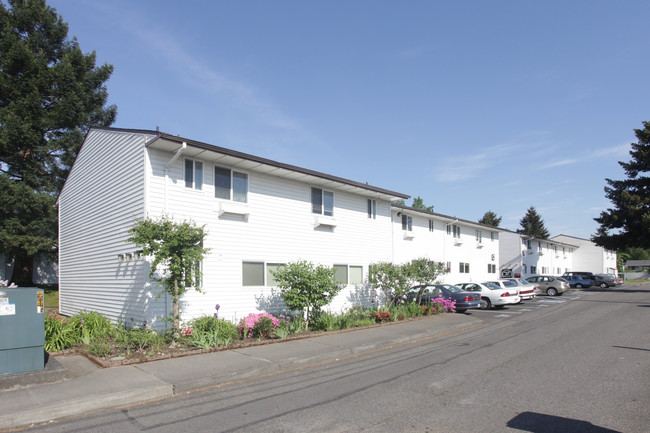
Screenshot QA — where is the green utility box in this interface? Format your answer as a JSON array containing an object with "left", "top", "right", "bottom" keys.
[{"left": 0, "top": 288, "right": 45, "bottom": 375}]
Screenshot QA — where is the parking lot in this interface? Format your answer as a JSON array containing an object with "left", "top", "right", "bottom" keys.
[{"left": 465, "top": 287, "right": 598, "bottom": 323}]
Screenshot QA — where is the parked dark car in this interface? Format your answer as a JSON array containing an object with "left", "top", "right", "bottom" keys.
[
  {"left": 405, "top": 284, "right": 484, "bottom": 313},
  {"left": 563, "top": 275, "right": 593, "bottom": 288},
  {"left": 592, "top": 274, "right": 619, "bottom": 288},
  {"left": 562, "top": 271, "right": 595, "bottom": 282}
]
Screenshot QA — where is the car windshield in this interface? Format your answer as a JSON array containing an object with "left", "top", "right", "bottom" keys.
[
  {"left": 501, "top": 280, "right": 518, "bottom": 287},
  {"left": 558, "top": 277, "right": 569, "bottom": 282},
  {"left": 516, "top": 279, "right": 529, "bottom": 285},
  {"left": 483, "top": 282, "right": 501, "bottom": 290},
  {"left": 443, "top": 285, "right": 464, "bottom": 293}
]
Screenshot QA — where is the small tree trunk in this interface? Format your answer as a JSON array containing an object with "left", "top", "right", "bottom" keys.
[{"left": 173, "top": 279, "right": 180, "bottom": 337}]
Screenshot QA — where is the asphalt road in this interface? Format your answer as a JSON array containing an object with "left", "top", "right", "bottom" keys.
[{"left": 27, "top": 285, "right": 650, "bottom": 432}]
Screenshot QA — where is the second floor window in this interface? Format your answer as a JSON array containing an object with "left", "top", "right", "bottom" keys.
[
  {"left": 476, "top": 230, "right": 482, "bottom": 243},
  {"left": 184, "top": 158, "right": 203, "bottom": 190},
  {"left": 368, "top": 199, "right": 376, "bottom": 219},
  {"left": 402, "top": 214, "right": 413, "bottom": 231},
  {"left": 214, "top": 167, "right": 248, "bottom": 202},
  {"left": 312, "top": 187, "right": 333, "bottom": 216}
]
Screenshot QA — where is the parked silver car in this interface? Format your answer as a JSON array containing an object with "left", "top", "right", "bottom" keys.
[{"left": 525, "top": 275, "right": 570, "bottom": 296}]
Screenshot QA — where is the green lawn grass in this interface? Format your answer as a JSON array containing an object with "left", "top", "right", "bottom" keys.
[{"left": 43, "top": 287, "right": 59, "bottom": 308}]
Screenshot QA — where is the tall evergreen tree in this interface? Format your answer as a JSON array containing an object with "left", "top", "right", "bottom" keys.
[
  {"left": 478, "top": 210, "right": 502, "bottom": 227},
  {"left": 411, "top": 196, "right": 434, "bottom": 212},
  {"left": 593, "top": 121, "right": 650, "bottom": 250},
  {"left": 517, "top": 206, "right": 550, "bottom": 239},
  {"left": 0, "top": 0, "right": 116, "bottom": 285}
]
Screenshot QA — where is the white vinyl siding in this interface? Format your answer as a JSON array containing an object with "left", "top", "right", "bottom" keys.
[{"left": 58, "top": 129, "right": 155, "bottom": 326}]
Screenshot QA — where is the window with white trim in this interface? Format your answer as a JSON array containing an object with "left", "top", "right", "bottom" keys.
[
  {"left": 491, "top": 232, "right": 496, "bottom": 241},
  {"left": 487, "top": 264, "right": 496, "bottom": 273},
  {"left": 312, "top": 187, "right": 334, "bottom": 216},
  {"left": 333, "top": 264, "right": 348, "bottom": 284},
  {"left": 242, "top": 262, "right": 264, "bottom": 286},
  {"left": 453, "top": 225, "right": 461, "bottom": 238},
  {"left": 266, "top": 263, "right": 285, "bottom": 286},
  {"left": 429, "top": 220, "right": 434, "bottom": 232},
  {"left": 214, "top": 166, "right": 248, "bottom": 202},
  {"left": 367, "top": 199, "right": 376, "bottom": 219},
  {"left": 476, "top": 230, "right": 482, "bottom": 243},
  {"left": 402, "top": 214, "right": 413, "bottom": 231},
  {"left": 349, "top": 266, "right": 363, "bottom": 284},
  {"left": 530, "top": 265, "right": 537, "bottom": 274},
  {"left": 459, "top": 262, "right": 470, "bottom": 273},
  {"left": 184, "top": 158, "right": 203, "bottom": 190}
]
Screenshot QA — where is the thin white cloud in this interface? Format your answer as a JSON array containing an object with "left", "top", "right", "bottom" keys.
[
  {"left": 431, "top": 132, "right": 550, "bottom": 182},
  {"left": 85, "top": 2, "right": 305, "bottom": 135},
  {"left": 541, "top": 158, "right": 579, "bottom": 169},
  {"left": 591, "top": 143, "right": 630, "bottom": 158}
]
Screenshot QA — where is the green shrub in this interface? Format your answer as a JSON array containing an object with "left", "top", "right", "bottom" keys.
[
  {"left": 334, "top": 314, "right": 351, "bottom": 330},
  {"left": 69, "top": 311, "right": 115, "bottom": 345},
  {"left": 251, "top": 316, "right": 276, "bottom": 339},
  {"left": 191, "top": 316, "right": 239, "bottom": 340},
  {"left": 311, "top": 312, "right": 337, "bottom": 331},
  {"left": 44, "top": 315, "right": 77, "bottom": 352},
  {"left": 115, "top": 328, "right": 169, "bottom": 354},
  {"left": 86, "top": 341, "right": 112, "bottom": 358},
  {"left": 276, "top": 314, "right": 304, "bottom": 338},
  {"left": 352, "top": 317, "right": 375, "bottom": 328},
  {"left": 186, "top": 316, "right": 240, "bottom": 348}
]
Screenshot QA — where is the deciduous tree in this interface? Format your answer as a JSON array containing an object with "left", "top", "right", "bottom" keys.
[
  {"left": 271, "top": 260, "right": 342, "bottom": 330},
  {"left": 128, "top": 215, "right": 209, "bottom": 334},
  {"left": 0, "top": 0, "right": 116, "bottom": 285}
]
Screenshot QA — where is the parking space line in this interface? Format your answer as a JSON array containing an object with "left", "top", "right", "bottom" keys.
[{"left": 494, "top": 314, "right": 511, "bottom": 318}]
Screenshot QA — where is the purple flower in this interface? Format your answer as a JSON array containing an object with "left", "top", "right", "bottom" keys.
[{"left": 215, "top": 304, "right": 221, "bottom": 310}]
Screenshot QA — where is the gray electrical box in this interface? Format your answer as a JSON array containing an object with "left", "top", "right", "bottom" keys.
[{"left": 0, "top": 288, "right": 45, "bottom": 375}]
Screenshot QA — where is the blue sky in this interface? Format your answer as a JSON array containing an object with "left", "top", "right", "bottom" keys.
[{"left": 49, "top": 0, "right": 650, "bottom": 239}]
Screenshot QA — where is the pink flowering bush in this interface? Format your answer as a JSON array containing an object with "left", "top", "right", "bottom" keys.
[
  {"left": 431, "top": 296, "right": 455, "bottom": 313},
  {"left": 238, "top": 313, "right": 280, "bottom": 339}
]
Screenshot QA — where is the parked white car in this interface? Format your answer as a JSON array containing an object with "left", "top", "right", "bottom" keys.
[
  {"left": 456, "top": 282, "right": 521, "bottom": 310},
  {"left": 503, "top": 278, "right": 539, "bottom": 300}
]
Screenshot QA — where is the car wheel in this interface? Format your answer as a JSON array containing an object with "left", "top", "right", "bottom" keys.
[
  {"left": 546, "top": 287, "right": 558, "bottom": 296},
  {"left": 576, "top": 284, "right": 583, "bottom": 288},
  {"left": 481, "top": 297, "right": 491, "bottom": 310},
  {"left": 600, "top": 282, "right": 608, "bottom": 288}
]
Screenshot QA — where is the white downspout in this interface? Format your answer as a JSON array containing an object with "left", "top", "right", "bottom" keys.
[
  {"left": 164, "top": 142, "right": 187, "bottom": 212},
  {"left": 163, "top": 141, "right": 186, "bottom": 329}
]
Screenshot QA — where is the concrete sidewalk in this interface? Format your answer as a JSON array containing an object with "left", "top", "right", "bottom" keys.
[{"left": 0, "top": 314, "right": 482, "bottom": 430}]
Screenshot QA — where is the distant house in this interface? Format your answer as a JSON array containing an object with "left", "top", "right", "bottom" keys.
[
  {"left": 624, "top": 260, "right": 650, "bottom": 271},
  {"left": 58, "top": 127, "right": 409, "bottom": 328}
]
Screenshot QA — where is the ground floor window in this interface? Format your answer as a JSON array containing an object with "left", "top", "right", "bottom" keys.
[{"left": 459, "top": 262, "right": 470, "bottom": 273}]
